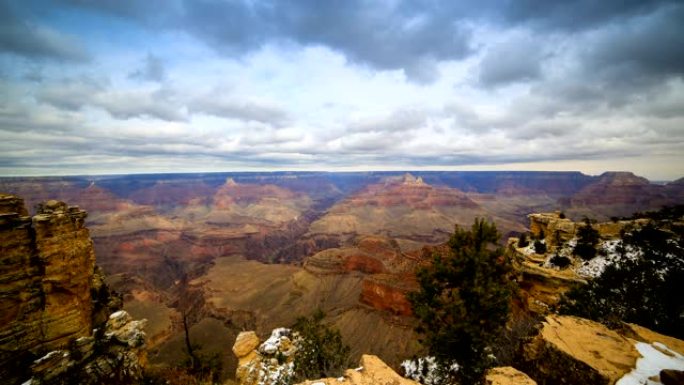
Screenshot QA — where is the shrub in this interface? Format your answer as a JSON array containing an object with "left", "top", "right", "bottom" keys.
[
  {"left": 409, "top": 218, "right": 514, "bottom": 384},
  {"left": 533, "top": 240, "right": 546, "bottom": 254},
  {"left": 549, "top": 255, "right": 571, "bottom": 269},
  {"left": 517, "top": 233, "right": 529, "bottom": 248},
  {"left": 573, "top": 218, "right": 599, "bottom": 260},
  {"left": 292, "top": 310, "right": 350, "bottom": 381}
]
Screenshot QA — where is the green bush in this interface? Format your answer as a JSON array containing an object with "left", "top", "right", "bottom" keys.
[
  {"left": 517, "top": 233, "right": 529, "bottom": 248},
  {"left": 409, "top": 218, "right": 514, "bottom": 384},
  {"left": 292, "top": 310, "right": 350, "bottom": 381},
  {"left": 533, "top": 240, "right": 546, "bottom": 254},
  {"left": 573, "top": 218, "right": 599, "bottom": 260},
  {"left": 549, "top": 255, "right": 571, "bottom": 269}
]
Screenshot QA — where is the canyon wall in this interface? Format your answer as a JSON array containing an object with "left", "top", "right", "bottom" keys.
[{"left": 0, "top": 194, "right": 98, "bottom": 383}]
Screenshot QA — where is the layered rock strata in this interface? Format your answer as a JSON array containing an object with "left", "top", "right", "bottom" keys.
[
  {"left": 0, "top": 194, "right": 138, "bottom": 384},
  {"left": 26, "top": 310, "right": 147, "bottom": 385},
  {"left": 0, "top": 195, "right": 97, "bottom": 382}
]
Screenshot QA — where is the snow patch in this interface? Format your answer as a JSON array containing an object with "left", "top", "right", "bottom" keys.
[
  {"left": 401, "top": 356, "right": 458, "bottom": 385},
  {"left": 616, "top": 342, "right": 684, "bottom": 385}
]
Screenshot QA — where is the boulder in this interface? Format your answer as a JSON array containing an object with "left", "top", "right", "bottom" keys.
[
  {"left": 524, "top": 315, "right": 684, "bottom": 385},
  {"left": 524, "top": 315, "right": 639, "bottom": 384},
  {"left": 233, "top": 331, "right": 260, "bottom": 358},
  {"left": 234, "top": 328, "right": 297, "bottom": 385},
  {"left": 660, "top": 369, "right": 684, "bottom": 385},
  {"left": 485, "top": 366, "right": 537, "bottom": 385}
]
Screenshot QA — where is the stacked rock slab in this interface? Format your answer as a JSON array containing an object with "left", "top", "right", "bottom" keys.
[{"left": 0, "top": 194, "right": 96, "bottom": 383}]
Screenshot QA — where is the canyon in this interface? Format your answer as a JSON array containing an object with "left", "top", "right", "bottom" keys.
[{"left": 1, "top": 171, "right": 682, "bottom": 383}]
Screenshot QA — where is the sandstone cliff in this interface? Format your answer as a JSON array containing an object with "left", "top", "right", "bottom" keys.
[{"left": 0, "top": 194, "right": 143, "bottom": 385}]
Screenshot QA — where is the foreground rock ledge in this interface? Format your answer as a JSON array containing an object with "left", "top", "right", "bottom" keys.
[
  {"left": 485, "top": 366, "right": 537, "bottom": 385},
  {"left": 524, "top": 315, "right": 684, "bottom": 385},
  {"left": 296, "top": 354, "right": 420, "bottom": 385}
]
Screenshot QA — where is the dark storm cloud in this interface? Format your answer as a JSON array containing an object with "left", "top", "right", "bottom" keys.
[
  {"left": 0, "top": 1, "right": 89, "bottom": 61},
  {"left": 128, "top": 53, "right": 166, "bottom": 82},
  {"left": 584, "top": 4, "right": 684, "bottom": 83},
  {"left": 495, "top": 0, "right": 678, "bottom": 31},
  {"left": 65, "top": 0, "right": 473, "bottom": 82},
  {"left": 478, "top": 35, "right": 546, "bottom": 87}
]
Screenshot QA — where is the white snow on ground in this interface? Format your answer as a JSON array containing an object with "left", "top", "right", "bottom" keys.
[
  {"left": 616, "top": 342, "right": 684, "bottom": 385},
  {"left": 518, "top": 241, "right": 536, "bottom": 256},
  {"left": 576, "top": 239, "right": 644, "bottom": 278},
  {"left": 259, "top": 327, "right": 290, "bottom": 355},
  {"left": 401, "top": 356, "right": 458, "bottom": 385}
]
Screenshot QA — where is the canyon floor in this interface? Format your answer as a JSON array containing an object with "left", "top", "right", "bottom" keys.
[{"left": 2, "top": 170, "right": 682, "bottom": 382}]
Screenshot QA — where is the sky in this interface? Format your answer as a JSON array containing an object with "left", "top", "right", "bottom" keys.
[{"left": 0, "top": 0, "right": 683, "bottom": 180}]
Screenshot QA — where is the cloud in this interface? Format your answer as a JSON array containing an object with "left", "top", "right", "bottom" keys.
[
  {"left": 495, "top": 0, "right": 677, "bottom": 31},
  {"left": 478, "top": 34, "right": 547, "bottom": 87},
  {"left": 583, "top": 3, "right": 684, "bottom": 84},
  {"left": 66, "top": 0, "right": 473, "bottom": 82},
  {"left": 129, "top": 53, "right": 166, "bottom": 82},
  {"left": 0, "top": 1, "right": 89, "bottom": 61},
  {"left": 190, "top": 94, "right": 289, "bottom": 126},
  {"left": 34, "top": 77, "right": 186, "bottom": 121},
  {"left": 95, "top": 89, "right": 186, "bottom": 121}
]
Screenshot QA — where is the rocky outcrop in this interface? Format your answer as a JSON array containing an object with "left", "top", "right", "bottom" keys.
[
  {"left": 26, "top": 310, "right": 146, "bottom": 385},
  {"left": 0, "top": 196, "right": 97, "bottom": 383},
  {"left": 234, "top": 328, "right": 298, "bottom": 385},
  {"left": 528, "top": 211, "right": 648, "bottom": 250},
  {"left": 296, "top": 354, "right": 420, "bottom": 385},
  {"left": 528, "top": 212, "right": 577, "bottom": 248},
  {"left": 523, "top": 315, "right": 684, "bottom": 385},
  {"left": 485, "top": 366, "right": 537, "bottom": 385},
  {"left": 0, "top": 194, "right": 143, "bottom": 385}
]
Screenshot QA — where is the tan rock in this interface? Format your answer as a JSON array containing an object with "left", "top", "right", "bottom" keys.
[
  {"left": 233, "top": 331, "right": 260, "bottom": 358},
  {"left": 297, "top": 355, "right": 420, "bottom": 385},
  {"left": 485, "top": 366, "right": 537, "bottom": 385},
  {"left": 624, "top": 323, "right": 684, "bottom": 356},
  {"left": 234, "top": 328, "right": 297, "bottom": 385},
  {"left": 524, "top": 315, "right": 639, "bottom": 385},
  {"left": 0, "top": 195, "right": 96, "bottom": 384}
]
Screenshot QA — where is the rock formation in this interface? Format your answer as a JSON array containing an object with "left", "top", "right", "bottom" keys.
[
  {"left": 296, "top": 354, "right": 420, "bottom": 385},
  {"left": 0, "top": 194, "right": 144, "bottom": 385},
  {"left": 0, "top": 195, "right": 96, "bottom": 382},
  {"left": 523, "top": 315, "right": 684, "bottom": 385},
  {"left": 527, "top": 211, "right": 647, "bottom": 251},
  {"left": 233, "top": 328, "right": 298, "bottom": 385},
  {"left": 485, "top": 366, "right": 537, "bottom": 385},
  {"left": 26, "top": 310, "right": 147, "bottom": 385}
]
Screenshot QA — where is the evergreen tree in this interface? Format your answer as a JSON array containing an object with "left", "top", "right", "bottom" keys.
[
  {"left": 409, "top": 218, "right": 513, "bottom": 384},
  {"left": 574, "top": 218, "right": 599, "bottom": 260},
  {"left": 292, "top": 310, "right": 350, "bottom": 381}
]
